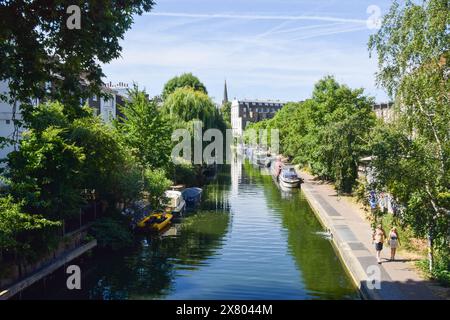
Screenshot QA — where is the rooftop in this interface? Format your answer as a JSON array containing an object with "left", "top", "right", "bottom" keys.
[{"left": 234, "top": 98, "right": 286, "bottom": 104}]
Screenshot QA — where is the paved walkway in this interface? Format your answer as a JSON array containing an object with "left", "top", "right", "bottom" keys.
[{"left": 299, "top": 171, "right": 444, "bottom": 300}]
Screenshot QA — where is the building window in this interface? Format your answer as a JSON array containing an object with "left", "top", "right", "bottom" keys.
[{"left": 6, "top": 119, "right": 11, "bottom": 124}]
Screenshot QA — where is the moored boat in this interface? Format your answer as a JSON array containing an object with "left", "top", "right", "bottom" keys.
[
  {"left": 181, "top": 187, "right": 203, "bottom": 209},
  {"left": 279, "top": 166, "right": 302, "bottom": 188},
  {"left": 164, "top": 190, "right": 186, "bottom": 216},
  {"left": 137, "top": 212, "right": 173, "bottom": 231},
  {"left": 253, "top": 149, "right": 270, "bottom": 166}
]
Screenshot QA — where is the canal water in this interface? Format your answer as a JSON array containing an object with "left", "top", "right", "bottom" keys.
[{"left": 21, "top": 158, "right": 358, "bottom": 300}]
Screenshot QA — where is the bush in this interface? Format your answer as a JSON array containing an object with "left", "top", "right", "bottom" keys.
[
  {"left": 417, "top": 249, "right": 450, "bottom": 287},
  {"left": 0, "top": 195, "right": 61, "bottom": 262},
  {"left": 172, "top": 162, "right": 198, "bottom": 187},
  {"left": 354, "top": 178, "right": 369, "bottom": 208},
  {"left": 90, "top": 217, "right": 133, "bottom": 251},
  {"left": 143, "top": 168, "right": 172, "bottom": 208}
]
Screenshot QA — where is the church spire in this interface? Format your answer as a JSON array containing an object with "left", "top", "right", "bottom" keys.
[{"left": 222, "top": 79, "right": 228, "bottom": 105}]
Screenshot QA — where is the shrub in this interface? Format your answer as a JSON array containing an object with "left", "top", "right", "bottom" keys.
[{"left": 90, "top": 217, "right": 133, "bottom": 251}]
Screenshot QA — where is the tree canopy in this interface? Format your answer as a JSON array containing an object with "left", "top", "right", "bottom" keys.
[
  {"left": 162, "top": 73, "right": 208, "bottom": 101},
  {"left": 0, "top": 0, "right": 155, "bottom": 117},
  {"left": 116, "top": 86, "right": 173, "bottom": 170},
  {"left": 0, "top": 195, "right": 61, "bottom": 261},
  {"left": 163, "top": 87, "right": 225, "bottom": 131},
  {"left": 368, "top": 0, "right": 449, "bottom": 271},
  {"left": 246, "top": 76, "right": 376, "bottom": 193},
  {"left": 220, "top": 101, "right": 232, "bottom": 127}
]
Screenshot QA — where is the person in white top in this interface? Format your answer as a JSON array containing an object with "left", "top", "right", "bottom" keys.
[{"left": 389, "top": 227, "right": 401, "bottom": 261}]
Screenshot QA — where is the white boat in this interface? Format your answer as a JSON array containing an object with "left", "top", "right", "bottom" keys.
[
  {"left": 253, "top": 149, "right": 270, "bottom": 166},
  {"left": 163, "top": 190, "right": 186, "bottom": 216},
  {"left": 279, "top": 166, "right": 302, "bottom": 188}
]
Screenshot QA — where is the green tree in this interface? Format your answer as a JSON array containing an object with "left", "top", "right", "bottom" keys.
[
  {"left": 143, "top": 168, "right": 172, "bottom": 209},
  {"left": 116, "top": 86, "right": 173, "bottom": 170},
  {"left": 163, "top": 87, "right": 226, "bottom": 131},
  {"left": 220, "top": 101, "right": 232, "bottom": 127},
  {"left": 0, "top": 196, "right": 61, "bottom": 263},
  {"left": 70, "top": 115, "right": 142, "bottom": 207},
  {"left": 247, "top": 77, "right": 375, "bottom": 193},
  {"left": 306, "top": 77, "right": 375, "bottom": 193},
  {"left": 0, "top": 0, "right": 155, "bottom": 118},
  {"left": 7, "top": 103, "right": 86, "bottom": 220},
  {"left": 162, "top": 73, "right": 208, "bottom": 101},
  {"left": 269, "top": 101, "right": 309, "bottom": 159},
  {"left": 7, "top": 101, "right": 144, "bottom": 221},
  {"left": 368, "top": 0, "right": 449, "bottom": 271}
]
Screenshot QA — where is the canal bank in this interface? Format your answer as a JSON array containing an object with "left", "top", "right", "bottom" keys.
[
  {"left": 0, "top": 229, "right": 96, "bottom": 300},
  {"left": 299, "top": 170, "right": 442, "bottom": 300}
]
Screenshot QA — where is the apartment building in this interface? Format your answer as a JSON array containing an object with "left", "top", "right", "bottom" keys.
[{"left": 231, "top": 98, "right": 285, "bottom": 136}]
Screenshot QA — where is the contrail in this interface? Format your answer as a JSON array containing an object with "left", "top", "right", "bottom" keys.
[
  {"left": 290, "top": 25, "right": 368, "bottom": 41},
  {"left": 145, "top": 12, "right": 367, "bottom": 24}
]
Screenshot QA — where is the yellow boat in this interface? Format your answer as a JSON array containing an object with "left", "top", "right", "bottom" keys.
[{"left": 137, "top": 212, "right": 173, "bottom": 231}]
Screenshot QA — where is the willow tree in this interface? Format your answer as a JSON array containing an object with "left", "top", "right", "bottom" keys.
[
  {"left": 369, "top": 0, "right": 449, "bottom": 271},
  {"left": 162, "top": 73, "right": 208, "bottom": 101},
  {"left": 163, "top": 87, "right": 224, "bottom": 131}
]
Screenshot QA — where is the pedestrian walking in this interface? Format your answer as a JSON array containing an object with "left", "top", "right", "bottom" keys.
[
  {"left": 389, "top": 227, "right": 400, "bottom": 261},
  {"left": 372, "top": 224, "right": 386, "bottom": 264}
]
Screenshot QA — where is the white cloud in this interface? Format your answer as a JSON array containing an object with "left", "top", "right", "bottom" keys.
[
  {"left": 103, "top": 10, "right": 388, "bottom": 102},
  {"left": 144, "top": 12, "right": 367, "bottom": 24}
]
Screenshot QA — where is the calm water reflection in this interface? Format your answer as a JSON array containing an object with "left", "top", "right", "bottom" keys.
[{"left": 23, "top": 157, "right": 358, "bottom": 300}]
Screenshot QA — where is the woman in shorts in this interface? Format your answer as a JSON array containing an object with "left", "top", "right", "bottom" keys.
[{"left": 389, "top": 227, "right": 400, "bottom": 261}]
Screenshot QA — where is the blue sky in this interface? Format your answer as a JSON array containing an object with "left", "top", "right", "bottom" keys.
[{"left": 102, "top": 0, "right": 394, "bottom": 103}]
